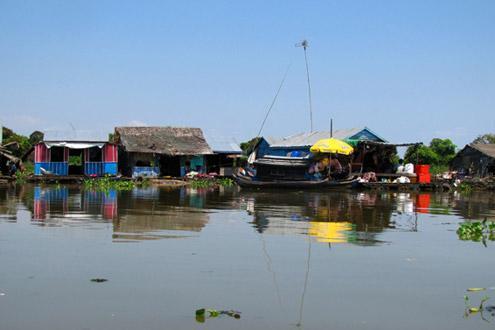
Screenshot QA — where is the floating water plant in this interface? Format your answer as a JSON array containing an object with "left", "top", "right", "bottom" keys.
[
  {"left": 195, "top": 308, "right": 241, "bottom": 323},
  {"left": 457, "top": 218, "right": 495, "bottom": 245},
  {"left": 90, "top": 278, "right": 108, "bottom": 283},
  {"left": 463, "top": 285, "right": 495, "bottom": 322},
  {"left": 83, "top": 176, "right": 135, "bottom": 191},
  {"left": 189, "top": 178, "right": 234, "bottom": 189}
]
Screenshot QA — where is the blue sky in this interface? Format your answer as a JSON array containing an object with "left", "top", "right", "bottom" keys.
[{"left": 0, "top": 0, "right": 494, "bottom": 148}]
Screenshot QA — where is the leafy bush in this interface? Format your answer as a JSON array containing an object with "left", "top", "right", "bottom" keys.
[
  {"left": 15, "top": 161, "right": 34, "bottom": 184},
  {"left": 404, "top": 138, "right": 457, "bottom": 166}
]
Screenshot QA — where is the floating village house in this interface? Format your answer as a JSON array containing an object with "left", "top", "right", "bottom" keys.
[
  {"left": 451, "top": 143, "right": 495, "bottom": 177},
  {"left": 254, "top": 127, "right": 398, "bottom": 173},
  {"left": 255, "top": 127, "right": 387, "bottom": 158},
  {"left": 114, "top": 126, "right": 213, "bottom": 178},
  {"left": 203, "top": 133, "right": 242, "bottom": 176},
  {"left": 34, "top": 131, "right": 118, "bottom": 176}
]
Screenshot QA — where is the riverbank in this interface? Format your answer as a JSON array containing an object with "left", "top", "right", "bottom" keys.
[
  {"left": 1, "top": 174, "right": 494, "bottom": 192},
  {"left": 456, "top": 177, "right": 495, "bottom": 191}
]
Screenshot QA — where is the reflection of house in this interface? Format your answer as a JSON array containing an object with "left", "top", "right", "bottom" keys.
[
  {"left": 114, "top": 211, "right": 209, "bottom": 240},
  {"left": 243, "top": 191, "right": 395, "bottom": 245},
  {"left": 34, "top": 132, "right": 117, "bottom": 176},
  {"left": 114, "top": 127, "right": 213, "bottom": 178},
  {"left": 451, "top": 144, "right": 495, "bottom": 177},
  {"left": 32, "top": 187, "right": 118, "bottom": 221}
]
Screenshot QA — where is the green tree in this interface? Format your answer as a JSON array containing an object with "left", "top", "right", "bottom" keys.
[
  {"left": 240, "top": 137, "right": 261, "bottom": 155},
  {"left": 404, "top": 144, "right": 439, "bottom": 165},
  {"left": 429, "top": 138, "right": 456, "bottom": 163},
  {"left": 29, "top": 131, "right": 44, "bottom": 145},
  {"left": 472, "top": 133, "right": 495, "bottom": 144},
  {"left": 2, "top": 129, "right": 31, "bottom": 158},
  {"left": 405, "top": 139, "right": 457, "bottom": 165}
]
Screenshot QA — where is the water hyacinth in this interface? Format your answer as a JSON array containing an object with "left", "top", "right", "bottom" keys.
[
  {"left": 189, "top": 178, "right": 234, "bottom": 189},
  {"left": 83, "top": 176, "right": 135, "bottom": 191},
  {"left": 457, "top": 218, "right": 495, "bottom": 245}
]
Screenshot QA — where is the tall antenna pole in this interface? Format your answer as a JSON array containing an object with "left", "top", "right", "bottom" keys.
[{"left": 297, "top": 40, "right": 313, "bottom": 132}]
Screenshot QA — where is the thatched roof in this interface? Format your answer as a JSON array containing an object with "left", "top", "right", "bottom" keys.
[
  {"left": 115, "top": 127, "right": 213, "bottom": 156},
  {"left": 470, "top": 143, "right": 495, "bottom": 159}
]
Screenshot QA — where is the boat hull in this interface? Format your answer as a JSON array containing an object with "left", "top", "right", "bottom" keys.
[{"left": 233, "top": 173, "right": 357, "bottom": 189}]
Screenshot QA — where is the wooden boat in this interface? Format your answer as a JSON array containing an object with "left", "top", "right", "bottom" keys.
[
  {"left": 233, "top": 172, "right": 328, "bottom": 189},
  {"left": 233, "top": 170, "right": 358, "bottom": 189}
]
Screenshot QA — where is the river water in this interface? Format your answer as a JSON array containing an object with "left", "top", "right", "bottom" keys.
[{"left": 1, "top": 184, "right": 494, "bottom": 330}]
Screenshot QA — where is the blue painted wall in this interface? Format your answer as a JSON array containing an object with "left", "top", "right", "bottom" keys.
[
  {"left": 35, "top": 162, "right": 117, "bottom": 176},
  {"left": 180, "top": 156, "right": 206, "bottom": 176},
  {"left": 34, "top": 162, "right": 68, "bottom": 175}
]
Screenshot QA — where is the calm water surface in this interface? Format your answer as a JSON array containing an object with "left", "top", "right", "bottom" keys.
[{"left": 1, "top": 184, "right": 495, "bottom": 330}]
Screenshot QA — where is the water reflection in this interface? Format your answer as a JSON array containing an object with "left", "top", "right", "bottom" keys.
[
  {"left": 243, "top": 191, "right": 430, "bottom": 245},
  {"left": 1, "top": 184, "right": 495, "bottom": 244},
  {"left": 1, "top": 184, "right": 495, "bottom": 330},
  {"left": 33, "top": 186, "right": 118, "bottom": 221}
]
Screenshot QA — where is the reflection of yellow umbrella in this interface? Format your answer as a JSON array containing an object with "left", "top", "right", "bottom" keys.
[
  {"left": 308, "top": 221, "right": 353, "bottom": 243},
  {"left": 310, "top": 138, "right": 354, "bottom": 155}
]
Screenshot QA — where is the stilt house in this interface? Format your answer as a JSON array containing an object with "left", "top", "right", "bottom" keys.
[
  {"left": 33, "top": 132, "right": 118, "bottom": 176},
  {"left": 114, "top": 127, "right": 213, "bottom": 178}
]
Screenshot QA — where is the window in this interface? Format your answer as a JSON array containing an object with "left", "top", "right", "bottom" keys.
[
  {"left": 50, "top": 147, "right": 65, "bottom": 162},
  {"left": 88, "top": 147, "right": 102, "bottom": 162}
]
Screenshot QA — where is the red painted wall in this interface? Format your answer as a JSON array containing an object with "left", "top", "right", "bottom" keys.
[
  {"left": 103, "top": 144, "right": 118, "bottom": 163},
  {"left": 35, "top": 144, "right": 49, "bottom": 162}
]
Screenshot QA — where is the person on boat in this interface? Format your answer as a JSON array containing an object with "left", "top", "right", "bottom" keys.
[
  {"left": 308, "top": 158, "right": 328, "bottom": 180},
  {"left": 328, "top": 156, "right": 344, "bottom": 180}
]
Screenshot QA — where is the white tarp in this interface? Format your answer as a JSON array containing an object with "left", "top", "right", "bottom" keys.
[{"left": 44, "top": 142, "right": 105, "bottom": 149}]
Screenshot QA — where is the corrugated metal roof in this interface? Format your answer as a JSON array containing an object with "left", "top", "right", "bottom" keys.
[
  {"left": 470, "top": 143, "right": 495, "bottom": 158},
  {"left": 43, "top": 130, "right": 110, "bottom": 142},
  {"left": 115, "top": 126, "right": 213, "bottom": 156},
  {"left": 203, "top": 133, "right": 241, "bottom": 154},
  {"left": 268, "top": 129, "right": 362, "bottom": 147}
]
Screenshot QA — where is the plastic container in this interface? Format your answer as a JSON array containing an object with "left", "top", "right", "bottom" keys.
[
  {"left": 417, "top": 173, "right": 431, "bottom": 183},
  {"left": 414, "top": 164, "right": 430, "bottom": 174}
]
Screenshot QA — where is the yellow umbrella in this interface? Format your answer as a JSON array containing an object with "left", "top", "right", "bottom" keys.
[{"left": 310, "top": 138, "right": 354, "bottom": 155}]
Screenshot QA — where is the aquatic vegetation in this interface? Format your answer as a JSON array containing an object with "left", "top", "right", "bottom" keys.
[
  {"left": 90, "top": 278, "right": 108, "bottom": 283},
  {"left": 457, "top": 219, "right": 495, "bottom": 245},
  {"left": 189, "top": 179, "right": 214, "bottom": 189},
  {"left": 15, "top": 162, "right": 34, "bottom": 184},
  {"left": 83, "top": 176, "right": 135, "bottom": 191},
  {"left": 217, "top": 177, "right": 234, "bottom": 187},
  {"left": 195, "top": 308, "right": 240, "bottom": 323},
  {"left": 464, "top": 293, "right": 492, "bottom": 320},
  {"left": 189, "top": 178, "right": 234, "bottom": 189},
  {"left": 457, "top": 182, "right": 473, "bottom": 194}
]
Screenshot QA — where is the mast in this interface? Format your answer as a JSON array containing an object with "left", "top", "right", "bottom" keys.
[{"left": 297, "top": 40, "right": 313, "bottom": 132}]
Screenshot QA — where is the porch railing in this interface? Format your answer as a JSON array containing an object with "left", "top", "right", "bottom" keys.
[
  {"left": 34, "top": 162, "right": 68, "bottom": 176},
  {"left": 84, "top": 162, "right": 104, "bottom": 176}
]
